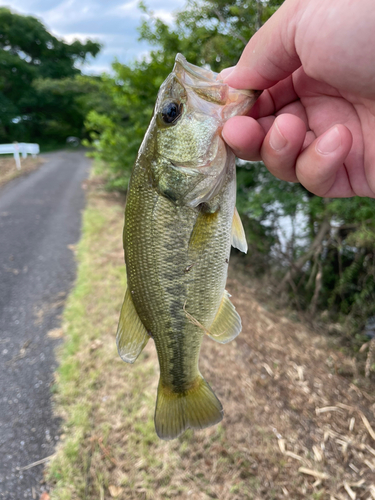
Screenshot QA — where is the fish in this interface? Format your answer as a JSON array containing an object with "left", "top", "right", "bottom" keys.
[{"left": 116, "top": 53, "right": 261, "bottom": 440}]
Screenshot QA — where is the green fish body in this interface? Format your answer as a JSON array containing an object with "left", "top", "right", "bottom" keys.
[{"left": 117, "top": 54, "right": 260, "bottom": 440}]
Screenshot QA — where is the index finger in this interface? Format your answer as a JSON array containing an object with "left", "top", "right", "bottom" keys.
[
  {"left": 248, "top": 75, "right": 299, "bottom": 119},
  {"left": 223, "top": 0, "right": 301, "bottom": 90}
]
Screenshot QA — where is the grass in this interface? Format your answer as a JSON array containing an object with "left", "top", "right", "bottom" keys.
[
  {"left": 46, "top": 178, "right": 375, "bottom": 500},
  {"left": 47, "top": 187, "right": 127, "bottom": 499},
  {"left": 0, "top": 156, "right": 44, "bottom": 187}
]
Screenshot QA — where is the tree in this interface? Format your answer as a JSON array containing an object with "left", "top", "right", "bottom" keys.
[{"left": 0, "top": 7, "right": 101, "bottom": 144}]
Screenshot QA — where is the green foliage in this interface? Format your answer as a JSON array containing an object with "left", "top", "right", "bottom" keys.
[
  {"left": 237, "top": 161, "right": 306, "bottom": 220},
  {"left": 32, "top": 75, "right": 110, "bottom": 146},
  {"left": 323, "top": 199, "right": 375, "bottom": 329},
  {"left": 0, "top": 7, "right": 101, "bottom": 145},
  {"left": 85, "top": 60, "right": 169, "bottom": 187},
  {"left": 139, "top": 0, "right": 283, "bottom": 70},
  {"left": 237, "top": 160, "right": 375, "bottom": 334},
  {"left": 236, "top": 161, "right": 304, "bottom": 263}
]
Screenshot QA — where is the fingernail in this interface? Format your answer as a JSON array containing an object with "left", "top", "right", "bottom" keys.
[
  {"left": 316, "top": 127, "right": 341, "bottom": 154},
  {"left": 269, "top": 121, "right": 287, "bottom": 151}
]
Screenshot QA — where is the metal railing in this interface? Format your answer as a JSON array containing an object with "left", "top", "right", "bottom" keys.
[{"left": 0, "top": 143, "right": 40, "bottom": 170}]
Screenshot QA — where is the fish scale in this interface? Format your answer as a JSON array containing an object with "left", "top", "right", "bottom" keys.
[{"left": 116, "top": 53, "right": 261, "bottom": 440}]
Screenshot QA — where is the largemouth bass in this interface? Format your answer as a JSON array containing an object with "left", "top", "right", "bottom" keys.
[{"left": 117, "top": 54, "right": 260, "bottom": 440}]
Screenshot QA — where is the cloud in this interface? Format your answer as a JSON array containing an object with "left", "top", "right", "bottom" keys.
[
  {"left": 0, "top": 0, "right": 185, "bottom": 72},
  {"left": 113, "top": 0, "right": 140, "bottom": 18},
  {"left": 152, "top": 9, "right": 174, "bottom": 24},
  {"left": 59, "top": 32, "right": 100, "bottom": 44}
]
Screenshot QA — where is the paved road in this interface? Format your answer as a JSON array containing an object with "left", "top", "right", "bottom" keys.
[{"left": 0, "top": 151, "right": 91, "bottom": 499}]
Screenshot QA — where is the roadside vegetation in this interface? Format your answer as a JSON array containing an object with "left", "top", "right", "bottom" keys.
[
  {"left": 47, "top": 177, "right": 375, "bottom": 500},
  {"left": 0, "top": 156, "right": 44, "bottom": 187}
]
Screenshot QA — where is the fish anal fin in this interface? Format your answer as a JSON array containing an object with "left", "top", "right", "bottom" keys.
[
  {"left": 155, "top": 376, "right": 223, "bottom": 440},
  {"left": 231, "top": 207, "right": 248, "bottom": 253},
  {"left": 208, "top": 290, "right": 242, "bottom": 344},
  {"left": 116, "top": 288, "right": 149, "bottom": 364}
]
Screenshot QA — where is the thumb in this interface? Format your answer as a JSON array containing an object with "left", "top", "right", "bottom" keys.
[{"left": 224, "top": 0, "right": 302, "bottom": 90}]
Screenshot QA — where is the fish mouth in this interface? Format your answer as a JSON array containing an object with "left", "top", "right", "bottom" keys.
[
  {"left": 174, "top": 53, "right": 262, "bottom": 99},
  {"left": 174, "top": 53, "right": 217, "bottom": 83},
  {"left": 173, "top": 53, "right": 262, "bottom": 114}
]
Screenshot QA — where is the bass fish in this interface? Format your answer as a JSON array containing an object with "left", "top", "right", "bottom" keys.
[{"left": 117, "top": 54, "right": 260, "bottom": 440}]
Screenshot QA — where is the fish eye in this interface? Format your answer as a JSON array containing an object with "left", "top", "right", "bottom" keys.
[{"left": 161, "top": 101, "right": 182, "bottom": 125}]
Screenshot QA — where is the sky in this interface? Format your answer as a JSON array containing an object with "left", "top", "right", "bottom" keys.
[{"left": 0, "top": 0, "right": 186, "bottom": 74}]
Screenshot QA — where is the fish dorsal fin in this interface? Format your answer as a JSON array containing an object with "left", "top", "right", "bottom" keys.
[
  {"left": 231, "top": 207, "right": 248, "bottom": 254},
  {"left": 116, "top": 288, "right": 149, "bottom": 364},
  {"left": 207, "top": 290, "right": 242, "bottom": 344}
]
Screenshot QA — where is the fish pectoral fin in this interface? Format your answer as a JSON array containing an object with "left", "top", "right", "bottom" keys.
[
  {"left": 116, "top": 288, "right": 149, "bottom": 364},
  {"left": 231, "top": 207, "right": 248, "bottom": 254},
  {"left": 154, "top": 375, "right": 223, "bottom": 440},
  {"left": 207, "top": 290, "right": 242, "bottom": 344}
]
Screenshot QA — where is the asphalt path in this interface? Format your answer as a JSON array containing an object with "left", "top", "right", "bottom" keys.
[{"left": 0, "top": 151, "right": 91, "bottom": 499}]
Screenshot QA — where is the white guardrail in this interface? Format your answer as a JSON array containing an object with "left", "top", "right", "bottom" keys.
[{"left": 0, "top": 143, "right": 40, "bottom": 170}]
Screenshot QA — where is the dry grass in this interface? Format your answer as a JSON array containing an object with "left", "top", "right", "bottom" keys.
[
  {"left": 47, "top": 180, "right": 375, "bottom": 500},
  {"left": 0, "top": 156, "right": 44, "bottom": 187}
]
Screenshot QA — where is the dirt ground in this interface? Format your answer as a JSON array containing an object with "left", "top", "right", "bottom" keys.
[
  {"left": 222, "top": 270, "right": 375, "bottom": 499},
  {"left": 0, "top": 156, "right": 44, "bottom": 187},
  {"left": 47, "top": 187, "right": 375, "bottom": 500}
]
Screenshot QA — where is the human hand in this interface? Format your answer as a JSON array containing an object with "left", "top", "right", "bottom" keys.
[{"left": 221, "top": 0, "right": 375, "bottom": 198}]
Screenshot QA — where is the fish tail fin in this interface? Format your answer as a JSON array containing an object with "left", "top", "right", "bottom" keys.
[{"left": 154, "top": 375, "right": 223, "bottom": 440}]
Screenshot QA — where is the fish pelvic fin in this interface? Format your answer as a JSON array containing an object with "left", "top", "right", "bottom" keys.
[
  {"left": 154, "top": 376, "right": 223, "bottom": 440},
  {"left": 231, "top": 207, "right": 248, "bottom": 254},
  {"left": 207, "top": 290, "right": 242, "bottom": 344},
  {"left": 116, "top": 288, "right": 149, "bottom": 364}
]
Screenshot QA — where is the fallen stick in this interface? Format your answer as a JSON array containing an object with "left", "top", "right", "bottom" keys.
[
  {"left": 17, "top": 454, "right": 55, "bottom": 471},
  {"left": 298, "top": 467, "right": 329, "bottom": 480}
]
